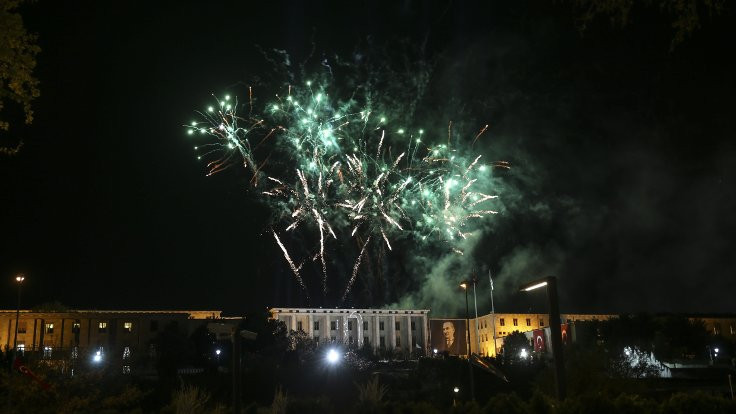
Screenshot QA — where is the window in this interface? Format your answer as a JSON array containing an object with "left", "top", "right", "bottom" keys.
[
  {"left": 124, "top": 322, "right": 133, "bottom": 332},
  {"left": 330, "top": 321, "right": 337, "bottom": 331},
  {"left": 364, "top": 336, "right": 369, "bottom": 344},
  {"left": 123, "top": 346, "right": 131, "bottom": 359},
  {"left": 412, "top": 336, "right": 416, "bottom": 347},
  {"left": 395, "top": 321, "right": 400, "bottom": 331},
  {"left": 348, "top": 321, "right": 353, "bottom": 331},
  {"left": 17, "top": 343, "right": 25, "bottom": 355},
  {"left": 411, "top": 321, "right": 416, "bottom": 331},
  {"left": 500, "top": 318, "right": 505, "bottom": 326},
  {"left": 363, "top": 321, "right": 368, "bottom": 331},
  {"left": 314, "top": 321, "right": 320, "bottom": 331},
  {"left": 513, "top": 318, "right": 518, "bottom": 327},
  {"left": 526, "top": 318, "right": 531, "bottom": 326},
  {"left": 540, "top": 319, "right": 544, "bottom": 327},
  {"left": 45, "top": 323, "right": 54, "bottom": 334},
  {"left": 396, "top": 336, "right": 401, "bottom": 347},
  {"left": 17, "top": 321, "right": 27, "bottom": 334},
  {"left": 98, "top": 322, "right": 108, "bottom": 333},
  {"left": 72, "top": 321, "right": 81, "bottom": 333},
  {"left": 150, "top": 320, "right": 159, "bottom": 332},
  {"left": 297, "top": 321, "right": 303, "bottom": 331},
  {"left": 379, "top": 336, "right": 385, "bottom": 347},
  {"left": 71, "top": 346, "right": 78, "bottom": 359},
  {"left": 379, "top": 322, "right": 385, "bottom": 331},
  {"left": 43, "top": 346, "right": 52, "bottom": 359},
  {"left": 122, "top": 365, "right": 131, "bottom": 375}
]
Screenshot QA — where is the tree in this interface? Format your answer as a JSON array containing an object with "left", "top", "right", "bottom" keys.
[
  {"left": 502, "top": 331, "right": 531, "bottom": 364},
  {"left": 0, "top": 0, "right": 40, "bottom": 155}
]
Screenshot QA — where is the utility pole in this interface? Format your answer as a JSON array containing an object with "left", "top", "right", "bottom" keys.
[{"left": 489, "top": 270, "right": 497, "bottom": 357}]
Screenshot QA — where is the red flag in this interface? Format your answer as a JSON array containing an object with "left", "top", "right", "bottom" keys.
[
  {"left": 560, "top": 323, "right": 570, "bottom": 345},
  {"left": 13, "top": 358, "right": 51, "bottom": 390},
  {"left": 533, "top": 329, "right": 546, "bottom": 352}
]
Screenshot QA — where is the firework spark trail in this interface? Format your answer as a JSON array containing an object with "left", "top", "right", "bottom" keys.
[
  {"left": 272, "top": 230, "right": 310, "bottom": 300},
  {"left": 340, "top": 236, "right": 371, "bottom": 304}
]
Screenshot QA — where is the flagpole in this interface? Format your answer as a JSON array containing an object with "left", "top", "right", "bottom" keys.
[
  {"left": 489, "top": 269, "right": 497, "bottom": 357},
  {"left": 473, "top": 280, "right": 479, "bottom": 354}
]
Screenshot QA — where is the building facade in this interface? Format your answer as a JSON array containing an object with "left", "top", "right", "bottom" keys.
[
  {"left": 0, "top": 309, "right": 222, "bottom": 363},
  {"left": 269, "top": 307, "right": 430, "bottom": 354}
]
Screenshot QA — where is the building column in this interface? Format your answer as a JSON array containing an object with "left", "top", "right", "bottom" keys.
[
  {"left": 290, "top": 315, "right": 297, "bottom": 332},
  {"left": 389, "top": 314, "right": 396, "bottom": 349},
  {"left": 308, "top": 314, "right": 313, "bottom": 337},
  {"left": 322, "top": 314, "right": 329, "bottom": 342},
  {"left": 422, "top": 313, "right": 429, "bottom": 354},
  {"left": 356, "top": 315, "right": 363, "bottom": 348},
  {"left": 405, "top": 315, "right": 411, "bottom": 351},
  {"left": 373, "top": 315, "right": 380, "bottom": 352}
]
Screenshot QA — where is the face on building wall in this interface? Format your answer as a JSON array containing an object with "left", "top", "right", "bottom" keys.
[{"left": 442, "top": 321, "right": 455, "bottom": 344}]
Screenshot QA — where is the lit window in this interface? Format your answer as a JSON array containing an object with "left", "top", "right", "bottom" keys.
[
  {"left": 17, "top": 343, "right": 25, "bottom": 355},
  {"left": 526, "top": 318, "right": 531, "bottom": 326},
  {"left": 72, "top": 321, "right": 81, "bottom": 333},
  {"left": 98, "top": 322, "right": 108, "bottom": 333},
  {"left": 500, "top": 318, "right": 505, "bottom": 326},
  {"left": 123, "top": 346, "right": 131, "bottom": 359},
  {"left": 45, "top": 323, "right": 54, "bottom": 334},
  {"left": 124, "top": 322, "right": 133, "bottom": 332},
  {"left": 513, "top": 318, "right": 518, "bottom": 326},
  {"left": 43, "top": 346, "right": 52, "bottom": 359}
]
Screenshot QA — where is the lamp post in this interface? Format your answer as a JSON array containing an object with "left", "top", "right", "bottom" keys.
[
  {"left": 13, "top": 274, "right": 25, "bottom": 363},
  {"left": 459, "top": 281, "right": 475, "bottom": 401},
  {"left": 519, "top": 276, "right": 565, "bottom": 400}
]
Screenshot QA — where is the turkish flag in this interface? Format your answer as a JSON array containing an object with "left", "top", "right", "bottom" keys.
[
  {"left": 560, "top": 323, "right": 570, "bottom": 345},
  {"left": 533, "top": 329, "right": 545, "bottom": 352}
]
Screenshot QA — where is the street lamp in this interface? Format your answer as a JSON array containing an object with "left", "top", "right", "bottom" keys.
[
  {"left": 12, "top": 274, "right": 25, "bottom": 363},
  {"left": 519, "top": 276, "right": 565, "bottom": 400},
  {"left": 459, "top": 281, "right": 476, "bottom": 401}
]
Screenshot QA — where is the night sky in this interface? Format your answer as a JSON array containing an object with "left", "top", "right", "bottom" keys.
[{"left": 1, "top": 1, "right": 735, "bottom": 316}]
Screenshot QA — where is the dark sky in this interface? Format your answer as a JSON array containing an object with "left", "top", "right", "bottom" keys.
[{"left": 1, "top": 1, "right": 735, "bottom": 316}]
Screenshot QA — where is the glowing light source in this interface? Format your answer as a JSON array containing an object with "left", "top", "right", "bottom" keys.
[
  {"left": 520, "top": 348, "right": 528, "bottom": 359},
  {"left": 215, "top": 349, "right": 221, "bottom": 355},
  {"left": 326, "top": 348, "right": 340, "bottom": 364},
  {"left": 521, "top": 281, "right": 548, "bottom": 292},
  {"left": 453, "top": 387, "right": 460, "bottom": 393},
  {"left": 93, "top": 351, "right": 102, "bottom": 363}
]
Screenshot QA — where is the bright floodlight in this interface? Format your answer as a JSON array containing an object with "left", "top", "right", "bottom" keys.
[
  {"left": 93, "top": 351, "right": 102, "bottom": 363},
  {"left": 521, "top": 281, "right": 548, "bottom": 292},
  {"left": 215, "top": 349, "right": 221, "bottom": 355},
  {"left": 15, "top": 274, "right": 25, "bottom": 282},
  {"left": 433, "top": 348, "right": 438, "bottom": 354},
  {"left": 453, "top": 387, "right": 460, "bottom": 393},
  {"left": 520, "top": 348, "right": 528, "bottom": 359},
  {"left": 714, "top": 348, "right": 719, "bottom": 353},
  {"left": 459, "top": 282, "right": 468, "bottom": 289},
  {"left": 326, "top": 349, "right": 340, "bottom": 364}
]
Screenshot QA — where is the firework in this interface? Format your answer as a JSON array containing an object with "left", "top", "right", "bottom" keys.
[{"left": 187, "top": 79, "right": 504, "bottom": 302}]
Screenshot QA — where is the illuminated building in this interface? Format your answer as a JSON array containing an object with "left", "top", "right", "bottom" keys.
[{"left": 269, "top": 307, "right": 430, "bottom": 354}]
